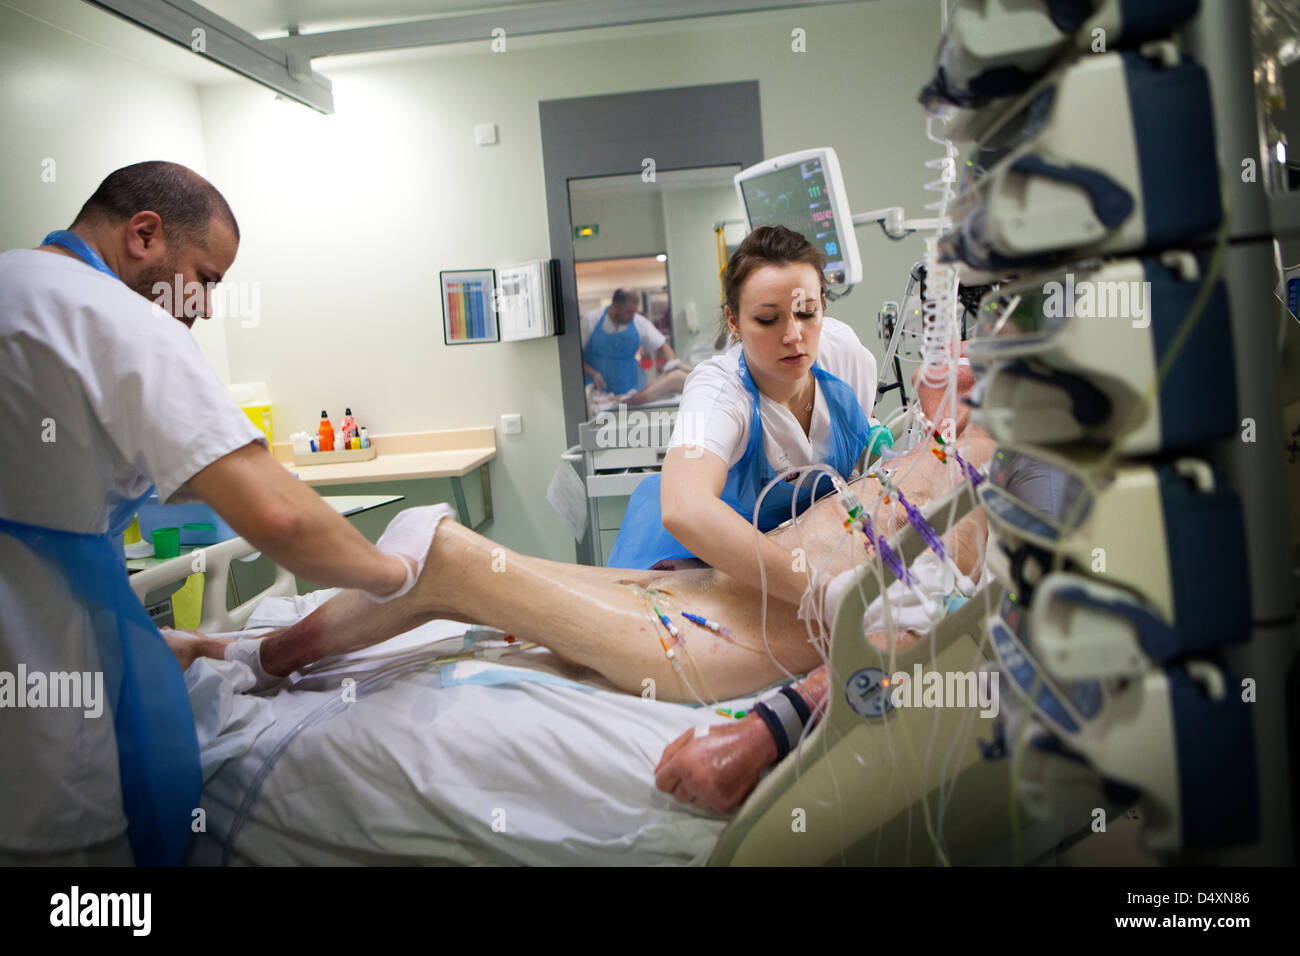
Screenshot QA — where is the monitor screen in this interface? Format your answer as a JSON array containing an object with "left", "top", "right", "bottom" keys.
[{"left": 739, "top": 155, "right": 851, "bottom": 284}]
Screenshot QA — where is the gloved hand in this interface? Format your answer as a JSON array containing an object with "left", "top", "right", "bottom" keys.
[
  {"left": 366, "top": 503, "right": 456, "bottom": 604},
  {"left": 798, "top": 566, "right": 857, "bottom": 630}
]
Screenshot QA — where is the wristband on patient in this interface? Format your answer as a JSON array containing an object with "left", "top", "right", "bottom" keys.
[{"left": 754, "top": 685, "right": 813, "bottom": 761}]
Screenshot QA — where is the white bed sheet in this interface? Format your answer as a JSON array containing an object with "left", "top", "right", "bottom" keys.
[{"left": 185, "top": 590, "right": 746, "bottom": 866}]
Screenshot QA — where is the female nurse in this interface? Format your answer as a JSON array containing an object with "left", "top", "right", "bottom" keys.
[{"left": 606, "top": 225, "right": 892, "bottom": 605}]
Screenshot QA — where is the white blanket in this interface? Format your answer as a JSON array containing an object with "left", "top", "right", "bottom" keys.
[{"left": 186, "top": 590, "right": 747, "bottom": 866}]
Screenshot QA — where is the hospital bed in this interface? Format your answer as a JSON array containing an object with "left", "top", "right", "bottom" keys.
[
  {"left": 132, "top": 479, "right": 1081, "bottom": 866},
  {"left": 130, "top": 535, "right": 297, "bottom": 633},
  {"left": 133, "top": 533, "right": 740, "bottom": 865}
]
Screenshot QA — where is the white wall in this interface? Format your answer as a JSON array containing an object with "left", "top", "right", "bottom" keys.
[
  {"left": 662, "top": 181, "right": 747, "bottom": 361},
  {"left": 198, "top": 0, "right": 943, "bottom": 560},
  {"left": 2, "top": 0, "right": 944, "bottom": 561},
  {"left": 0, "top": 0, "right": 232, "bottom": 379},
  {"left": 569, "top": 182, "right": 666, "bottom": 260}
]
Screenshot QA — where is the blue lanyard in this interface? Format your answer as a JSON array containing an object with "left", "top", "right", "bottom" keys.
[{"left": 41, "top": 229, "right": 120, "bottom": 280}]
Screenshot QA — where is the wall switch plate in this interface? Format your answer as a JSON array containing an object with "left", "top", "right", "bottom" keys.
[
  {"left": 501, "top": 413, "right": 522, "bottom": 435},
  {"left": 475, "top": 123, "right": 498, "bottom": 145}
]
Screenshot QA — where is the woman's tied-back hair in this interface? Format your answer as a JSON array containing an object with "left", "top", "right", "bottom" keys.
[
  {"left": 720, "top": 225, "right": 826, "bottom": 345},
  {"left": 72, "top": 160, "right": 239, "bottom": 249}
]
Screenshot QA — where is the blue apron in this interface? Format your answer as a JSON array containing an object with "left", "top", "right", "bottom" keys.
[
  {"left": 607, "top": 351, "right": 872, "bottom": 570},
  {"left": 0, "top": 231, "right": 203, "bottom": 865},
  {"left": 584, "top": 310, "right": 646, "bottom": 394}
]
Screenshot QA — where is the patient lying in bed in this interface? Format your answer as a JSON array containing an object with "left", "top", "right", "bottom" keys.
[
  {"left": 171, "top": 361, "right": 989, "bottom": 823},
  {"left": 172, "top": 431, "right": 992, "bottom": 696}
]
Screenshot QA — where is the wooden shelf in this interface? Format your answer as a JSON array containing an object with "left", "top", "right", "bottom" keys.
[{"left": 273, "top": 427, "right": 496, "bottom": 487}]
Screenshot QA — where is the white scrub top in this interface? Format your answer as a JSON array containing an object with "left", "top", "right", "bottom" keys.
[
  {"left": 0, "top": 249, "right": 267, "bottom": 852},
  {"left": 579, "top": 307, "right": 667, "bottom": 354},
  {"left": 666, "top": 316, "right": 878, "bottom": 474}
]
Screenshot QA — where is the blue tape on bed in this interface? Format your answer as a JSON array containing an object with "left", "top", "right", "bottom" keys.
[{"left": 439, "top": 661, "right": 600, "bottom": 693}]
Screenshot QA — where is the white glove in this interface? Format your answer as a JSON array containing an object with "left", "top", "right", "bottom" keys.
[
  {"left": 366, "top": 503, "right": 456, "bottom": 604},
  {"left": 862, "top": 551, "right": 949, "bottom": 634},
  {"left": 798, "top": 567, "right": 857, "bottom": 629},
  {"left": 224, "top": 637, "right": 282, "bottom": 692}
]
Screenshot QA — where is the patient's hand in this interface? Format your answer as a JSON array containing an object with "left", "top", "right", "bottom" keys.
[{"left": 654, "top": 717, "right": 779, "bottom": 813}]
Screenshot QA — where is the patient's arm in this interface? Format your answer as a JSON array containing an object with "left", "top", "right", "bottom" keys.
[
  {"left": 653, "top": 606, "right": 941, "bottom": 812},
  {"left": 192, "top": 432, "right": 994, "bottom": 702}
]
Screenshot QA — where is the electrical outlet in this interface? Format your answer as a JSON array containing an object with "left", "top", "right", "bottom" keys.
[{"left": 501, "top": 413, "right": 522, "bottom": 435}]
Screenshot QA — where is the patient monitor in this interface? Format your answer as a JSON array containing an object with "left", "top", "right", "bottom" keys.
[{"left": 735, "top": 147, "right": 862, "bottom": 287}]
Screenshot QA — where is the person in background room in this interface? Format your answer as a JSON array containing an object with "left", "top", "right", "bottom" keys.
[{"left": 582, "top": 287, "right": 690, "bottom": 405}]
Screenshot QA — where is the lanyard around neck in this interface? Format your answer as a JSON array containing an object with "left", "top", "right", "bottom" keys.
[{"left": 41, "top": 230, "right": 120, "bottom": 280}]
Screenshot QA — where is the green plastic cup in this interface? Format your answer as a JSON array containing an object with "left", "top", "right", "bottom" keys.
[{"left": 151, "top": 527, "right": 181, "bottom": 558}]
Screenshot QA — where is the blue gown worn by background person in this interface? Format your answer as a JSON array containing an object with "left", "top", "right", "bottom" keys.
[
  {"left": 607, "top": 351, "right": 872, "bottom": 570},
  {"left": 584, "top": 310, "right": 647, "bottom": 395},
  {"left": 0, "top": 230, "right": 203, "bottom": 865}
]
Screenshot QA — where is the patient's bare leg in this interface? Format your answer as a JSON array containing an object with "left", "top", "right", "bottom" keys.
[{"left": 257, "top": 435, "right": 993, "bottom": 702}]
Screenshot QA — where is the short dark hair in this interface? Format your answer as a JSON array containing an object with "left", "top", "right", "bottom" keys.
[
  {"left": 611, "top": 288, "right": 638, "bottom": 306},
  {"left": 72, "top": 161, "right": 239, "bottom": 248},
  {"left": 720, "top": 225, "right": 826, "bottom": 344}
]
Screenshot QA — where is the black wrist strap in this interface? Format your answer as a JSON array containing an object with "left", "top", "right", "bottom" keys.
[
  {"left": 777, "top": 685, "right": 812, "bottom": 725},
  {"left": 754, "top": 701, "right": 790, "bottom": 760}
]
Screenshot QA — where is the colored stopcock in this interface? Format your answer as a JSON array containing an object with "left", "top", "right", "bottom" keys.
[
  {"left": 861, "top": 515, "right": 915, "bottom": 587},
  {"left": 951, "top": 446, "right": 985, "bottom": 487},
  {"left": 653, "top": 604, "right": 683, "bottom": 643},
  {"left": 681, "top": 612, "right": 732, "bottom": 637},
  {"left": 895, "top": 489, "right": 950, "bottom": 562},
  {"left": 895, "top": 487, "right": 974, "bottom": 596}
]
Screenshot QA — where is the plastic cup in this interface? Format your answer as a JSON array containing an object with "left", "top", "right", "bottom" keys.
[{"left": 151, "top": 527, "right": 181, "bottom": 558}]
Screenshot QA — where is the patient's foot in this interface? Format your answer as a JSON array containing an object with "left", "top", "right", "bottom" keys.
[{"left": 161, "top": 628, "right": 235, "bottom": 671}]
